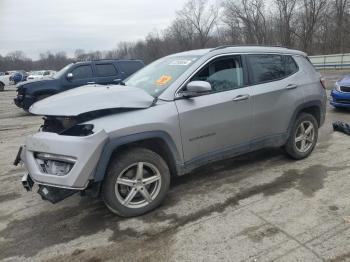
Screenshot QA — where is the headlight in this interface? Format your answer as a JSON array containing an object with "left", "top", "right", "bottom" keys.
[
  {"left": 17, "top": 87, "right": 23, "bottom": 93},
  {"left": 335, "top": 82, "right": 341, "bottom": 91},
  {"left": 35, "top": 153, "right": 76, "bottom": 176}
]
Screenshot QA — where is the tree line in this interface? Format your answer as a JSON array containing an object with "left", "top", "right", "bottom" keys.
[{"left": 1, "top": 0, "right": 349, "bottom": 71}]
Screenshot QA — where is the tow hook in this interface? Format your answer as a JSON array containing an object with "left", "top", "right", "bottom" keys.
[{"left": 22, "top": 174, "right": 34, "bottom": 191}]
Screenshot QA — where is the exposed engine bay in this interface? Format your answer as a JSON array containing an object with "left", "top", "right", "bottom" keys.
[{"left": 40, "top": 108, "right": 132, "bottom": 136}]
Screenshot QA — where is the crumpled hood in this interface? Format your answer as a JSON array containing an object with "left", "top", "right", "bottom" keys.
[{"left": 29, "top": 84, "right": 155, "bottom": 116}]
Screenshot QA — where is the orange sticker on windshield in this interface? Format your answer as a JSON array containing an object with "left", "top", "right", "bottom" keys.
[{"left": 156, "top": 75, "right": 172, "bottom": 86}]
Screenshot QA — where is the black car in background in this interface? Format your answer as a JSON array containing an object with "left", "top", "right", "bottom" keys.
[{"left": 14, "top": 59, "right": 145, "bottom": 111}]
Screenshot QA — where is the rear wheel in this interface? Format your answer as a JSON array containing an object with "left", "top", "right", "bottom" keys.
[
  {"left": 0, "top": 83, "right": 4, "bottom": 91},
  {"left": 284, "top": 113, "right": 318, "bottom": 159},
  {"left": 102, "top": 148, "right": 170, "bottom": 217}
]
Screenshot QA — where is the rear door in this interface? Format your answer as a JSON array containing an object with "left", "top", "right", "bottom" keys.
[
  {"left": 63, "top": 64, "right": 95, "bottom": 90},
  {"left": 175, "top": 55, "right": 253, "bottom": 162},
  {"left": 94, "top": 62, "right": 120, "bottom": 85},
  {"left": 246, "top": 54, "right": 303, "bottom": 144}
]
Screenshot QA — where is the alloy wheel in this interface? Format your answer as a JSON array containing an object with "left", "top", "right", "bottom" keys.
[
  {"left": 295, "top": 120, "right": 315, "bottom": 153},
  {"left": 114, "top": 162, "right": 162, "bottom": 208}
]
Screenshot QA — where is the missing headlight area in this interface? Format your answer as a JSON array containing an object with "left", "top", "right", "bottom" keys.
[{"left": 41, "top": 108, "right": 134, "bottom": 136}]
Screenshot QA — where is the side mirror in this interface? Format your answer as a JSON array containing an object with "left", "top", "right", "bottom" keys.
[
  {"left": 180, "top": 81, "right": 212, "bottom": 97},
  {"left": 66, "top": 73, "right": 73, "bottom": 80}
]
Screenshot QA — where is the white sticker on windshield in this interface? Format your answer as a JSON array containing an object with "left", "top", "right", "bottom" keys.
[{"left": 169, "top": 60, "right": 192, "bottom": 66}]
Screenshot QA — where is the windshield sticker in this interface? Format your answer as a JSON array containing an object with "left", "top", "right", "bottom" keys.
[
  {"left": 156, "top": 75, "right": 172, "bottom": 86},
  {"left": 169, "top": 60, "right": 192, "bottom": 66}
]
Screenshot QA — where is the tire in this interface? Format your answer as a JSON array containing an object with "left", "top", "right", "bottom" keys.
[
  {"left": 284, "top": 113, "right": 318, "bottom": 160},
  {"left": 102, "top": 147, "right": 170, "bottom": 217},
  {"left": 0, "top": 83, "right": 4, "bottom": 92}
]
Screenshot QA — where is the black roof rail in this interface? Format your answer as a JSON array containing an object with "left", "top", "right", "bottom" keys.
[{"left": 210, "top": 44, "right": 287, "bottom": 52}]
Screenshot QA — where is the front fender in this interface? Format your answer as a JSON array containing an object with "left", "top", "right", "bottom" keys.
[{"left": 93, "top": 131, "right": 182, "bottom": 182}]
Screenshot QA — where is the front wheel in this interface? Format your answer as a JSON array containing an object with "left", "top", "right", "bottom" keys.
[
  {"left": 284, "top": 113, "right": 318, "bottom": 160},
  {"left": 102, "top": 148, "right": 170, "bottom": 217},
  {"left": 0, "top": 83, "right": 4, "bottom": 91}
]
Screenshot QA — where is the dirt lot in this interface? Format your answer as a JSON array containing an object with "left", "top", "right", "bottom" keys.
[{"left": 1, "top": 73, "right": 350, "bottom": 262}]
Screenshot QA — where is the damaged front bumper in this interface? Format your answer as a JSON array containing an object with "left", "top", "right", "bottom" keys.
[
  {"left": 14, "top": 94, "right": 35, "bottom": 110},
  {"left": 21, "top": 173, "right": 78, "bottom": 203},
  {"left": 15, "top": 129, "right": 108, "bottom": 202}
]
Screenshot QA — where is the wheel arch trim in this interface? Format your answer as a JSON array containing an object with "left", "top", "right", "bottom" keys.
[
  {"left": 93, "top": 131, "right": 182, "bottom": 182},
  {"left": 288, "top": 100, "right": 325, "bottom": 134}
]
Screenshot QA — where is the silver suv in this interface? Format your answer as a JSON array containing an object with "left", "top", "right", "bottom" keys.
[{"left": 15, "top": 46, "right": 327, "bottom": 217}]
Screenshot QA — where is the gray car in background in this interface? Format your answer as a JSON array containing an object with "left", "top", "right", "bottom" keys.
[{"left": 15, "top": 46, "right": 327, "bottom": 217}]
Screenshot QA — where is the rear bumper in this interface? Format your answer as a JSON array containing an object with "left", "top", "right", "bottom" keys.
[
  {"left": 20, "top": 130, "right": 108, "bottom": 189},
  {"left": 330, "top": 89, "right": 350, "bottom": 108}
]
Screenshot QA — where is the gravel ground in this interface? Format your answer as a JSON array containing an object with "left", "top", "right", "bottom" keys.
[{"left": 1, "top": 72, "right": 350, "bottom": 262}]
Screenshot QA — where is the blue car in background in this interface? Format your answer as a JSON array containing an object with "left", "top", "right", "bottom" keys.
[{"left": 330, "top": 75, "right": 350, "bottom": 108}]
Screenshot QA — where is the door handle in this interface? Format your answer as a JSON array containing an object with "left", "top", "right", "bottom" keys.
[
  {"left": 87, "top": 81, "right": 95, "bottom": 84},
  {"left": 285, "top": 84, "right": 298, "bottom": 90},
  {"left": 233, "top": 94, "right": 250, "bottom": 101}
]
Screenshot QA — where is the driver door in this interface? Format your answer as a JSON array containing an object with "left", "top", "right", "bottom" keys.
[
  {"left": 63, "top": 64, "right": 96, "bottom": 90},
  {"left": 175, "top": 55, "right": 253, "bottom": 163}
]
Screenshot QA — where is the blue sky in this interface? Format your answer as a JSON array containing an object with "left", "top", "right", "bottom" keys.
[{"left": 0, "top": 0, "right": 188, "bottom": 59}]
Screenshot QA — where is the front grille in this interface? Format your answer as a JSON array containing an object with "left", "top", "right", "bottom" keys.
[{"left": 340, "top": 86, "right": 350, "bottom": 92}]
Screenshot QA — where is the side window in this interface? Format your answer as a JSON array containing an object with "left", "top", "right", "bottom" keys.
[
  {"left": 118, "top": 61, "right": 144, "bottom": 75},
  {"left": 284, "top": 56, "right": 298, "bottom": 75},
  {"left": 96, "top": 64, "right": 118, "bottom": 77},
  {"left": 247, "top": 54, "right": 298, "bottom": 84},
  {"left": 71, "top": 65, "right": 93, "bottom": 80},
  {"left": 190, "top": 56, "right": 244, "bottom": 92}
]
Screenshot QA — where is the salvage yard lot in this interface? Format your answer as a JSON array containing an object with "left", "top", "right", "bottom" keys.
[{"left": 1, "top": 75, "right": 350, "bottom": 261}]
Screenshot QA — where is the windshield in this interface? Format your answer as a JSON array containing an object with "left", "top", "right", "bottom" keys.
[
  {"left": 53, "top": 63, "right": 73, "bottom": 79},
  {"left": 124, "top": 55, "right": 200, "bottom": 97}
]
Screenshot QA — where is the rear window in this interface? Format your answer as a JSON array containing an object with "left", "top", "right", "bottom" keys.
[
  {"left": 96, "top": 64, "right": 118, "bottom": 77},
  {"left": 118, "top": 61, "right": 144, "bottom": 75},
  {"left": 247, "top": 54, "right": 298, "bottom": 84}
]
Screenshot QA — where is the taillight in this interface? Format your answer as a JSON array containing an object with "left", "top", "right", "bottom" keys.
[{"left": 320, "top": 77, "right": 326, "bottom": 89}]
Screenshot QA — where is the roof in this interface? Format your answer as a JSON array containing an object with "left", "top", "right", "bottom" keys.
[
  {"left": 168, "top": 49, "right": 212, "bottom": 57},
  {"left": 170, "top": 46, "right": 306, "bottom": 57}
]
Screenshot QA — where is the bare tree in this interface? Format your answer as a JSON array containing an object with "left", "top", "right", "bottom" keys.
[
  {"left": 333, "top": 0, "right": 349, "bottom": 52},
  {"left": 166, "top": 17, "right": 196, "bottom": 50},
  {"left": 7, "top": 50, "right": 28, "bottom": 61},
  {"left": 221, "top": 4, "right": 243, "bottom": 44},
  {"left": 274, "top": 0, "right": 298, "bottom": 47},
  {"left": 177, "top": 0, "right": 219, "bottom": 47},
  {"left": 3, "top": 0, "right": 350, "bottom": 71},
  {"left": 223, "top": 0, "right": 267, "bottom": 44},
  {"left": 297, "top": 0, "right": 328, "bottom": 54}
]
